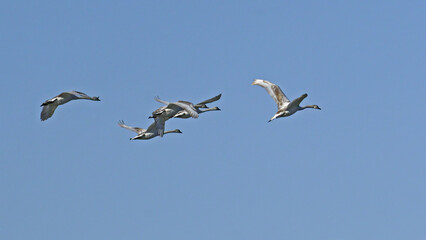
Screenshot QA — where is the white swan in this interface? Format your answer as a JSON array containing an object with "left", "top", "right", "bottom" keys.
[
  {"left": 149, "top": 97, "right": 199, "bottom": 137},
  {"left": 150, "top": 97, "right": 199, "bottom": 120},
  {"left": 252, "top": 79, "right": 321, "bottom": 122},
  {"left": 40, "top": 91, "right": 100, "bottom": 121},
  {"left": 173, "top": 94, "right": 222, "bottom": 119},
  {"left": 118, "top": 120, "right": 182, "bottom": 140}
]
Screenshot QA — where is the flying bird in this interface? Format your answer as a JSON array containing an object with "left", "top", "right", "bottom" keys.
[
  {"left": 173, "top": 94, "right": 222, "bottom": 119},
  {"left": 150, "top": 97, "right": 199, "bottom": 120},
  {"left": 252, "top": 79, "right": 321, "bottom": 122},
  {"left": 118, "top": 120, "right": 182, "bottom": 140},
  {"left": 148, "top": 97, "right": 200, "bottom": 137},
  {"left": 40, "top": 91, "right": 100, "bottom": 121}
]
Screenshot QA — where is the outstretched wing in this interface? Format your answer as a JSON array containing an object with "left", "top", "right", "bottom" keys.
[
  {"left": 151, "top": 117, "right": 165, "bottom": 137},
  {"left": 287, "top": 93, "right": 308, "bottom": 110},
  {"left": 154, "top": 97, "right": 198, "bottom": 118},
  {"left": 117, "top": 120, "right": 145, "bottom": 134},
  {"left": 40, "top": 103, "right": 58, "bottom": 121},
  {"left": 195, "top": 94, "right": 222, "bottom": 107},
  {"left": 252, "top": 79, "right": 290, "bottom": 109},
  {"left": 154, "top": 96, "right": 170, "bottom": 106}
]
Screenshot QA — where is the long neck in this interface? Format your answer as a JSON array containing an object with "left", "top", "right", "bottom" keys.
[
  {"left": 84, "top": 96, "right": 99, "bottom": 101},
  {"left": 199, "top": 107, "right": 220, "bottom": 113},
  {"left": 79, "top": 96, "right": 93, "bottom": 100},
  {"left": 300, "top": 105, "right": 316, "bottom": 110},
  {"left": 164, "top": 129, "right": 181, "bottom": 134}
]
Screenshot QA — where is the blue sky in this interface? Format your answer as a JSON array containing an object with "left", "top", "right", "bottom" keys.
[{"left": 1, "top": 1, "right": 425, "bottom": 239}]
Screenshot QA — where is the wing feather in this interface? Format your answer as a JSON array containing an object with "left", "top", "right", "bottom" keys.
[
  {"left": 152, "top": 117, "right": 165, "bottom": 137},
  {"left": 252, "top": 79, "right": 290, "bottom": 109},
  {"left": 40, "top": 103, "right": 58, "bottom": 121},
  {"left": 117, "top": 120, "right": 145, "bottom": 134},
  {"left": 154, "top": 96, "right": 170, "bottom": 105},
  {"left": 287, "top": 93, "right": 308, "bottom": 110},
  {"left": 195, "top": 94, "right": 222, "bottom": 107}
]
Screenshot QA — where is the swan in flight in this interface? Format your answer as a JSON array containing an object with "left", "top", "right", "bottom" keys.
[
  {"left": 148, "top": 96, "right": 199, "bottom": 137},
  {"left": 118, "top": 120, "right": 182, "bottom": 140},
  {"left": 252, "top": 79, "right": 321, "bottom": 122},
  {"left": 40, "top": 91, "right": 100, "bottom": 121},
  {"left": 150, "top": 96, "right": 199, "bottom": 120},
  {"left": 173, "top": 94, "right": 222, "bottom": 119}
]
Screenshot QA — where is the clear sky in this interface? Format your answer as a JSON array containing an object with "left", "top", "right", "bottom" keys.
[{"left": 1, "top": 1, "right": 425, "bottom": 239}]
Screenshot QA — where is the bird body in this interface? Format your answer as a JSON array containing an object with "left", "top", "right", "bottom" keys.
[
  {"left": 252, "top": 79, "right": 320, "bottom": 122},
  {"left": 40, "top": 91, "right": 100, "bottom": 121},
  {"left": 118, "top": 120, "right": 182, "bottom": 140}
]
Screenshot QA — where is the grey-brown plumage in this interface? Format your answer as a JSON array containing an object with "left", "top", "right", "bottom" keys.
[{"left": 252, "top": 79, "right": 321, "bottom": 122}]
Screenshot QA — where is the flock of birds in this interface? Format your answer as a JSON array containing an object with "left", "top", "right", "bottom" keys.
[{"left": 40, "top": 79, "right": 321, "bottom": 140}]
